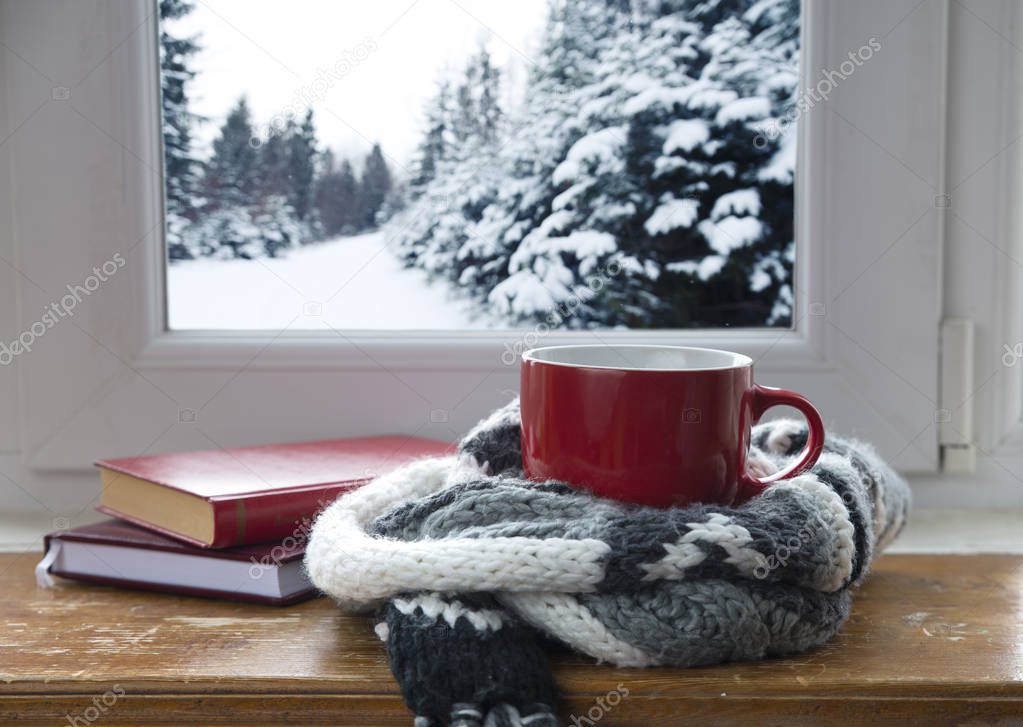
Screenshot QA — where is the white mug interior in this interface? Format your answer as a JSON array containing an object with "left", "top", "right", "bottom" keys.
[{"left": 522, "top": 344, "right": 753, "bottom": 372}]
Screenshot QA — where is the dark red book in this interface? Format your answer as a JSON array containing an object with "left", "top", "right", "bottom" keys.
[
  {"left": 95, "top": 435, "right": 453, "bottom": 548},
  {"left": 38, "top": 520, "right": 315, "bottom": 606}
]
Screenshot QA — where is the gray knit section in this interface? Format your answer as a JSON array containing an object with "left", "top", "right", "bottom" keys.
[
  {"left": 458, "top": 398, "right": 524, "bottom": 476},
  {"left": 577, "top": 579, "right": 851, "bottom": 666}
]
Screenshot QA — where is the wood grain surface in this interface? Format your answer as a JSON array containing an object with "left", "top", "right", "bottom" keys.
[{"left": 2, "top": 553, "right": 1021, "bottom": 725}]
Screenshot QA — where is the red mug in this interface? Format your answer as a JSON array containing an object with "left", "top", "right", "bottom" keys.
[{"left": 520, "top": 344, "right": 825, "bottom": 508}]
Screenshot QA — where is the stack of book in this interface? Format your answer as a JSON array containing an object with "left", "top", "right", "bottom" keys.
[{"left": 37, "top": 436, "right": 452, "bottom": 605}]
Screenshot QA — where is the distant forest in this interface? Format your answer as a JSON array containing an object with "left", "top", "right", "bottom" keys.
[{"left": 160, "top": 0, "right": 396, "bottom": 260}]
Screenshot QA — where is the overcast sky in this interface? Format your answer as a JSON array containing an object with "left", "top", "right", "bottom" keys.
[{"left": 170, "top": 0, "right": 549, "bottom": 174}]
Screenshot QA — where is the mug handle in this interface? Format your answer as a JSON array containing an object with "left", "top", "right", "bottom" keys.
[{"left": 736, "top": 384, "right": 825, "bottom": 503}]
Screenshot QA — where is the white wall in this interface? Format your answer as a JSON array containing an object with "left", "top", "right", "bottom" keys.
[
  {"left": 0, "top": 0, "right": 19, "bottom": 454},
  {"left": 0, "top": 2, "right": 101, "bottom": 533}
]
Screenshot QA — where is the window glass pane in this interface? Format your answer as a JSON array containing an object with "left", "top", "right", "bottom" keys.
[{"left": 160, "top": 0, "right": 799, "bottom": 330}]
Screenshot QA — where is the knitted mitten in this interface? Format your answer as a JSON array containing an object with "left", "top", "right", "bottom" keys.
[{"left": 306, "top": 398, "right": 910, "bottom": 726}]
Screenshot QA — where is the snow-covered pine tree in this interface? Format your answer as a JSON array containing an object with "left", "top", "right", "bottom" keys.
[
  {"left": 358, "top": 143, "right": 392, "bottom": 229},
  {"left": 314, "top": 150, "right": 361, "bottom": 237},
  {"left": 256, "top": 126, "right": 291, "bottom": 202},
  {"left": 192, "top": 97, "right": 262, "bottom": 257},
  {"left": 442, "top": 44, "right": 526, "bottom": 302},
  {"left": 405, "top": 0, "right": 798, "bottom": 328},
  {"left": 203, "top": 96, "right": 259, "bottom": 210},
  {"left": 409, "top": 80, "right": 451, "bottom": 196},
  {"left": 198, "top": 96, "right": 310, "bottom": 258},
  {"left": 252, "top": 195, "right": 302, "bottom": 257},
  {"left": 195, "top": 206, "right": 261, "bottom": 259},
  {"left": 452, "top": 82, "right": 476, "bottom": 147},
  {"left": 492, "top": 0, "right": 800, "bottom": 328},
  {"left": 286, "top": 110, "right": 318, "bottom": 229},
  {"left": 390, "top": 44, "right": 505, "bottom": 300},
  {"left": 376, "top": 178, "right": 408, "bottom": 224},
  {"left": 159, "top": 0, "right": 203, "bottom": 260},
  {"left": 489, "top": 0, "right": 695, "bottom": 328},
  {"left": 474, "top": 50, "right": 501, "bottom": 146},
  {"left": 632, "top": 0, "right": 800, "bottom": 327},
  {"left": 480, "top": 0, "right": 641, "bottom": 327}
]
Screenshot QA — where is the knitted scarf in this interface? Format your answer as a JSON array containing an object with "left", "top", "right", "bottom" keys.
[{"left": 305, "top": 398, "right": 911, "bottom": 726}]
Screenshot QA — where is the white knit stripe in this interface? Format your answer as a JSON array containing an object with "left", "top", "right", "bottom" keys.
[
  {"left": 639, "top": 513, "right": 767, "bottom": 581},
  {"left": 305, "top": 457, "right": 610, "bottom": 609},
  {"left": 639, "top": 541, "right": 706, "bottom": 581},
  {"left": 310, "top": 515, "right": 609, "bottom": 606},
  {"left": 776, "top": 474, "right": 855, "bottom": 591},
  {"left": 688, "top": 513, "right": 768, "bottom": 573},
  {"left": 393, "top": 592, "right": 505, "bottom": 632},
  {"left": 498, "top": 592, "right": 657, "bottom": 667}
]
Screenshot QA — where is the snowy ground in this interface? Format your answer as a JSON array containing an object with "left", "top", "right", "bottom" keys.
[{"left": 167, "top": 231, "right": 493, "bottom": 330}]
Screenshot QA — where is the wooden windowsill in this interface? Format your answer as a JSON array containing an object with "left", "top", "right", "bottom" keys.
[{"left": 1, "top": 553, "right": 1021, "bottom": 724}]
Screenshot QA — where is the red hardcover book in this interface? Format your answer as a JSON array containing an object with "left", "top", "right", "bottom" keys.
[
  {"left": 39, "top": 520, "right": 316, "bottom": 606},
  {"left": 95, "top": 435, "right": 453, "bottom": 548}
]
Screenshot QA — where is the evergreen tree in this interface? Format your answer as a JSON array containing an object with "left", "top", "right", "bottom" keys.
[
  {"left": 480, "top": 0, "right": 634, "bottom": 325},
  {"left": 159, "top": 0, "right": 203, "bottom": 260},
  {"left": 286, "top": 110, "right": 318, "bottom": 222},
  {"left": 410, "top": 80, "right": 450, "bottom": 194},
  {"left": 256, "top": 127, "right": 290, "bottom": 201},
  {"left": 452, "top": 82, "right": 476, "bottom": 146},
  {"left": 449, "top": 46, "right": 502, "bottom": 153},
  {"left": 358, "top": 143, "right": 392, "bottom": 228},
  {"left": 314, "top": 150, "right": 361, "bottom": 237},
  {"left": 196, "top": 97, "right": 310, "bottom": 257},
  {"left": 195, "top": 207, "right": 261, "bottom": 259},
  {"left": 253, "top": 195, "right": 302, "bottom": 257},
  {"left": 474, "top": 49, "right": 501, "bottom": 145},
  {"left": 203, "top": 96, "right": 258, "bottom": 209},
  {"left": 392, "top": 0, "right": 800, "bottom": 328},
  {"left": 393, "top": 3, "right": 627, "bottom": 320},
  {"left": 377, "top": 178, "right": 408, "bottom": 224},
  {"left": 519, "top": 0, "right": 799, "bottom": 327},
  {"left": 629, "top": 0, "right": 800, "bottom": 326}
]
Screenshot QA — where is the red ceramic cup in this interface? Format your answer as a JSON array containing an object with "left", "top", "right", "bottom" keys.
[{"left": 520, "top": 344, "right": 825, "bottom": 508}]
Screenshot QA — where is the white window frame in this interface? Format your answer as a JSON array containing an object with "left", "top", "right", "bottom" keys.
[{"left": 0, "top": 0, "right": 960, "bottom": 517}]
